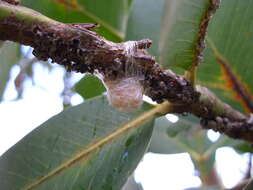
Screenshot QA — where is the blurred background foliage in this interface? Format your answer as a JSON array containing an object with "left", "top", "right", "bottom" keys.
[{"left": 1, "top": 0, "right": 253, "bottom": 189}]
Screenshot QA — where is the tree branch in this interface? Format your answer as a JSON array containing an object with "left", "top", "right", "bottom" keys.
[
  {"left": 2, "top": 0, "right": 19, "bottom": 5},
  {"left": 0, "top": 1, "right": 253, "bottom": 142}
]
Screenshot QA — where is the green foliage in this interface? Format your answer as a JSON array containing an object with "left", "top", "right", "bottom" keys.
[
  {"left": 21, "top": 0, "right": 132, "bottom": 41},
  {"left": 198, "top": 0, "right": 253, "bottom": 113},
  {"left": 0, "top": 96, "right": 154, "bottom": 189},
  {"left": 125, "top": 0, "right": 165, "bottom": 56},
  {"left": 1, "top": 0, "right": 253, "bottom": 189},
  {"left": 234, "top": 142, "right": 253, "bottom": 154},
  {"left": 126, "top": 0, "right": 253, "bottom": 113},
  {"left": 159, "top": 0, "right": 211, "bottom": 70},
  {"left": 150, "top": 116, "right": 217, "bottom": 176},
  {"left": 148, "top": 117, "right": 185, "bottom": 154},
  {"left": 75, "top": 74, "right": 106, "bottom": 99}
]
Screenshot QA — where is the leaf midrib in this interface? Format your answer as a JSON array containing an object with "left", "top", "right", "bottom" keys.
[
  {"left": 23, "top": 101, "right": 170, "bottom": 190},
  {"left": 207, "top": 38, "right": 253, "bottom": 113}
]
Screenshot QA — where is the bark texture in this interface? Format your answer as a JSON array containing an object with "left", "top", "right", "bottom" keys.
[{"left": 1, "top": 1, "right": 253, "bottom": 142}]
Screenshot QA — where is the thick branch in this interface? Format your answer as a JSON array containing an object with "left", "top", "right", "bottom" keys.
[
  {"left": 0, "top": 1, "right": 198, "bottom": 104},
  {"left": 1, "top": 1, "right": 253, "bottom": 142},
  {"left": 2, "top": 0, "right": 19, "bottom": 5}
]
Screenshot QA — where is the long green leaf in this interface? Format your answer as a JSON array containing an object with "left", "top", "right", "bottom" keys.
[
  {"left": 126, "top": 0, "right": 217, "bottom": 69},
  {"left": 198, "top": 0, "right": 253, "bottom": 113},
  {"left": 21, "top": 0, "right": 132, "bottom": 41},
  {"left": 160, "top": 0, "right": 216, "bottom": 70},
  {"left": 0, "top": 96, "right": 155, "bottom": 190},
  {"left": 125, "top": 0, "right": 165, "bottom": 56}
]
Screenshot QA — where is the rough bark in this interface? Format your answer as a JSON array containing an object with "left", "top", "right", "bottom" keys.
[{"left": 1, "top": 1, "right": 253, "bottom": 142}]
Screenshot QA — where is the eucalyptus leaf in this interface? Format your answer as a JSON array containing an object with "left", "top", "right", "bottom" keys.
[
  {"left": 75, "top": 75, "right": 106, "bottom": 100},
  {"left": 160, "top": 0, "right": 213, "bottom": 70},
  {"left": 0, "top": 96, "right": 155, "bottom": 190},
  {"left": 150, "top": 115, "right": 217, "bottom": 176},
  {"left": 125, "top": 0, "right": 165, "bottom": 56},
  {"left": 21, "top": 0, "right": 132, "bottom": 41},
  {"left": 198, "top": 0, "right": 253, "bottom": 113}
]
